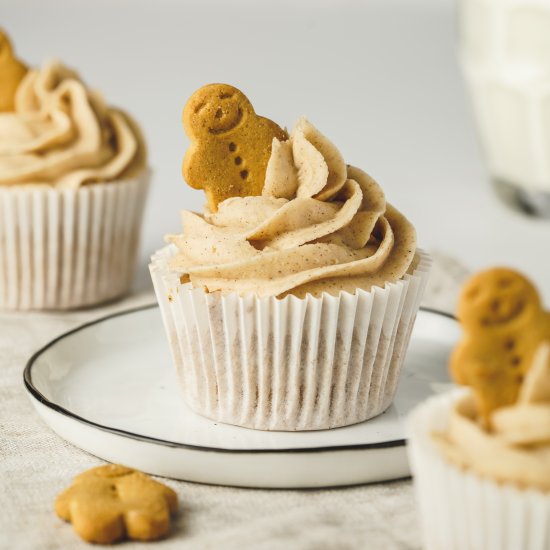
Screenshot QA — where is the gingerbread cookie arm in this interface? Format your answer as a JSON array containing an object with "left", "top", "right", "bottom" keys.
[
  {"left": 260, "top": 116, "right": 288, "bottom": 143},
  {"left": 449, "top": 341, "right": 469, "bottom": 386},
  {"left": 182, "top": 144, "right": 204, "bottom": 191},
  {"left": 450, "top": 344, "right": 490, "bottom": 423}
]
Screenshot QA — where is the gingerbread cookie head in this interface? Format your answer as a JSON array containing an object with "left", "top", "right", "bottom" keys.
[
  {"left": 457, "top": 268, "right": 541, "bottom": 332},
  {"left": 182, "top": 83, "right": 287, "bottom": 211},
  {"left": 183, "top": 83, "right": 252, "bottom": 139},
  {"left": 55, "top": 464, "right": 178, "bottom": 544},
  {"left": 0, "top": 29, "right": 28, "bottom": 112}
]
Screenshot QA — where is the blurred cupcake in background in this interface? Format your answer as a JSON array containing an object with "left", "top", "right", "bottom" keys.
[
  {"left": 408, "top": 268, "right": 550, "bottom": 549},
  {"left": 0, "top": 29, "right": 149, "bottom": 310}
]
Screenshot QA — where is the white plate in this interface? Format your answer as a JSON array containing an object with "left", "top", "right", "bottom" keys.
[{"left": 24, "top": 306, "right": 459, "bottom": 489}]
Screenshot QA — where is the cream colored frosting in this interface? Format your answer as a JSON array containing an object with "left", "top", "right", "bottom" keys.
[
  {"left": 435, "top": 342, "right": 550, "bottom": 491},
  {"left": 0, "top": 61, "right": 145, "bottom": 188},
  {"left": 168, "top": 118, "right": 417, "bottom": 298}
]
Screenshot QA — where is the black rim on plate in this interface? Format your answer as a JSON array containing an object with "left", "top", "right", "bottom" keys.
[{"left": 23, "top": 305, "right": 456, "bottom": 455}]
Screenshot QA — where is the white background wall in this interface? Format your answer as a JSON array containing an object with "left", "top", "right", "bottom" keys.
[{"left": 4, "top": 0, "right": 550, "bottom": 303}]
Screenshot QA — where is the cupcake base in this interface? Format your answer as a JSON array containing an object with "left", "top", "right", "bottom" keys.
[
  {"left": 0, "top": 171, "right": 150, "bottom": 311},
  {"left": 151, "top": 246, "right": 431, "bottom": 431},
  {"left": 408, "top": 392, "right": 550, "bottom": 550}
]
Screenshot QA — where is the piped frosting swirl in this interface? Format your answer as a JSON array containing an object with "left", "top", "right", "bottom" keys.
[
  {"left": 0, "top": 61, "right": 145, "bottom": 188},
  {"left": 169, "top": 118, "right": 416, "bottom": 298}
]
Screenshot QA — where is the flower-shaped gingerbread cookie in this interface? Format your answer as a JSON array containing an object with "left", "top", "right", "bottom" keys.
[
  {"left": 182, "top": 83, "right": 287, "bottom": 211},
  {"left": 450, "top": 268, "right": 550, "bottom": 425},
  {"left": 55, "top": 464, "right": 178, "bottom": 544},
  {"left": 0, "top": 29, "right": 27, "bottom": 112}
]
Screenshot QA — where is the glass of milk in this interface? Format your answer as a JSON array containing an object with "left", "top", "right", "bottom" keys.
[{"left": 459, "top": 0, "right": 550, "bottom": 216}]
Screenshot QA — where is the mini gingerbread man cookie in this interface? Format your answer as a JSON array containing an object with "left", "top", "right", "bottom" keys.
[
  {"left": 55, "top": 464, "right": 178, "bottom": 544},
  {"left": 182, "top": 83, "right": 287, "bottom": 211},
  {"left": 450, "top": 268, "right": 550, "bottom": 426},
  {"left": 0, "top": 29, "right": 27, "bottom": 112}
]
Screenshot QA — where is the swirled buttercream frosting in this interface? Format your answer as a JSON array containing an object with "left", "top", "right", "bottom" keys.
[
  {"left": 0, "top": 61, "right": 145, "bottom": 188},
  {"left": 435, "top": 343, "right": 550, "bottom": 491},
  {"left": 168, "top": 118, "right": 416, "bottom": 298}
]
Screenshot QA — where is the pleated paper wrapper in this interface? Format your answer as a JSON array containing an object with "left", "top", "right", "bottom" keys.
[
  {"left": 150, "top": 245, "right": 431, "bottom": 431},
  {"left": 0, "top": 170, "right": 149, "bottom": 311},
  {"left": 407, "top": 392, "right": 550, "bottom": 550}
]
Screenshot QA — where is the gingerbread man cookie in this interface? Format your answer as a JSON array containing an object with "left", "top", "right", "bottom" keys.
[
  {"left": 450, "top": 268, "right": 550, "bottom": 426},
  {"left": 55, "top": 464, "right": 178, "bottom": 544},
  {"left": 182, "top": 83, "right": 287, "bottom": 211},
  {"left": 0, "top": 29, "right": 27, "bottom": 112}
]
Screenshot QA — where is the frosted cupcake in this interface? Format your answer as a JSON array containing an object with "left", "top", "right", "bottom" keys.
[
  {"left": 408, "top": 268, "right": 550, "bottom": 549},
  {"left": 150, "top": 83, "right": 430, "bottom": 431},
  {"left": 0, "top": 30, "right": 149, "bottom": 310}
]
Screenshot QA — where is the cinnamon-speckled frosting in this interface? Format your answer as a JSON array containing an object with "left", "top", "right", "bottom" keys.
[
  {"left": 168, "top": 118, "right": 416, "bottom": 298},
  {"left": 0, "top": 61, "right": 145, "bottom": 188},
  {"left": 435, "top": 343, "right": 550, "bottom": 491}
]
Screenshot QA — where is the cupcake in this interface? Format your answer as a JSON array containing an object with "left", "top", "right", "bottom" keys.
[
  {"left": 0, "top": 30, "right": 149, "bottom": 310},
  {"left": 408, "top": 268, "right": 550, "bottom": 549},
  {"left": 150, "top": 83, "right": 430, "bottom": 431}
]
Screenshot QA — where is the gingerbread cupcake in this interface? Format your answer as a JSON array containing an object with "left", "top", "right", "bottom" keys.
[
  {"left": 408, "top": 268, "right": 550, "bottom": 549},
  {"left": 150, "top": 83, "right": 431, "bottom": 431},
  {"left": 0, "top": 30, "right": 149, "bottom": 310}
]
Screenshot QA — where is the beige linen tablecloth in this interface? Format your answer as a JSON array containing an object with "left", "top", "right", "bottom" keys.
[{"left": 0, "top": 254, "right": 467, "bottom": 550}]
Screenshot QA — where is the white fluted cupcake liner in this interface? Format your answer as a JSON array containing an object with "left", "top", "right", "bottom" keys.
[
  {"left": 150, "top": 246, "right": 431, "bottom": 431},
  {"left": 0, "top": 170, "right": 150, "bottom": 311},
  {"left": 407, "top": 392, "right": 550, "bottom": 550}
]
